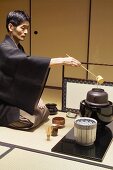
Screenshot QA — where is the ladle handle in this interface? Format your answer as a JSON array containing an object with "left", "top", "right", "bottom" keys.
[
  {"left": 81, "top": 65, "right": 97, "bottom": 78},
  {"left": 66, "top": 53, "right": 97, "bottom": 78}
]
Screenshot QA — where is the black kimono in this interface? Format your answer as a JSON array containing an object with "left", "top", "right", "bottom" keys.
[{"left": 0, "top": 35, "right": 50, "bottom": 125}]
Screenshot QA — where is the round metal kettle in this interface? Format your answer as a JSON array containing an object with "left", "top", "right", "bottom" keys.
[{"left": 80, "top": 88, "right": 113, "bottom": 125}]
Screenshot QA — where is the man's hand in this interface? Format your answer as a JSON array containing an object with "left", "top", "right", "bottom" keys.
[{"left": 50, "top": 56, "right": 81, "bottom": 67}]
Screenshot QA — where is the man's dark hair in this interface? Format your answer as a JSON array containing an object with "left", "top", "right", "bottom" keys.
[{"left": 6, "top": 10, "right": 30, "bottom": 32}]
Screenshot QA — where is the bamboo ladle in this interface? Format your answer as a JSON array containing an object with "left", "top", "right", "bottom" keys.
[{"left": 66, "top": 54, "right": 104, "bottom": 84}]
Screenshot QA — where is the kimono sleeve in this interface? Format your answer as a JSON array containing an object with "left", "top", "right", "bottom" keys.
[{"left": 0, "top": 45, "right": 50, "bottom": 114}]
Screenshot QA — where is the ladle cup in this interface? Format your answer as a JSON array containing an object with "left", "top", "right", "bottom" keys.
[{"left": 81, "top": 65, "right": 104, "bottom": 84}]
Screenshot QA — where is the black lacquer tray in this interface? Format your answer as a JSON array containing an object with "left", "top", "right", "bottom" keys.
[{"left": 52, "top": 123, "right": 113, "bottom": 162}]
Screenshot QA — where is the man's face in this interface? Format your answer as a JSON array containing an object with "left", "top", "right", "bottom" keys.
[{"left": 9, "top": 21, "right": 29, "bottom": 43}]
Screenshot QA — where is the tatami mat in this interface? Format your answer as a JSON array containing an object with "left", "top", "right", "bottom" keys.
[
  {"left": 42, "top": 88, "right": 62, "bottom": 110},
  {"left": 0, "top": 112, "right": 74, "bottom": 152},
  {"left": 0, "top": 145, "right": 10, "bottom": 157},
  {"left": 0, "top": 148, "right": 108, "bottom": 170},
  {"left": 0, "top": 88, "right": 71, "bottom": 153},
  {"left": 0, "top": 88, "right": 68, "bottom": 154},
  {"left": 0, "top": 88, "right": 113, "bottom": 169}
]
